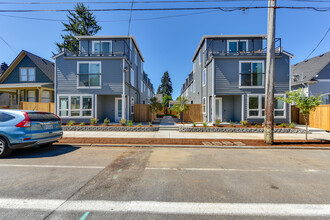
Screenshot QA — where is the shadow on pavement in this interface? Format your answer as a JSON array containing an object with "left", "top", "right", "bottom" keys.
[{"left": 7, "top": 144, "right": 80, "bottom": 159}]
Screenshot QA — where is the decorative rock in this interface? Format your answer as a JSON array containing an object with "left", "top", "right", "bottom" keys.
[
  {"left": 62, "top": 126, "right": 159, "bottom": 132},
  {"left": 179, "top": 127, "right": 308, "bottom": 134}
]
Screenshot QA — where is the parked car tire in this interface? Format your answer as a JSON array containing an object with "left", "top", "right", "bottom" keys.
[{"left": 0, "top": 137, "right": 12, "bottom": 158}]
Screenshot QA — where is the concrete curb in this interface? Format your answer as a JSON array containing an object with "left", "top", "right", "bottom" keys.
[{"left": 54, "top": 143, "right": 330, "bottom": 150}]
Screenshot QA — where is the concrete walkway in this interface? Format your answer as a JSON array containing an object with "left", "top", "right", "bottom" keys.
[
  {"left": 159, "top": 116, "right": 175, "bottom": 126},
  {"left": 63, "top": 130, "right": 330, "bottom": 140}
]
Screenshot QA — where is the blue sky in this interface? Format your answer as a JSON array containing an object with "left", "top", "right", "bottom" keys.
[{"left": 0, "top": 0, "right": 329, "bottom": 98}]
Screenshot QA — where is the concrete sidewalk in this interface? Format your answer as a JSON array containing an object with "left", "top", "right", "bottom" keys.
[{"left": 63, "top": 130, "right": 330, "bottom": 140}]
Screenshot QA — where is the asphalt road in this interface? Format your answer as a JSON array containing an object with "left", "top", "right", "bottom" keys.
[{"left": 0, "top": 145, "right": 330, "bottom": 219}]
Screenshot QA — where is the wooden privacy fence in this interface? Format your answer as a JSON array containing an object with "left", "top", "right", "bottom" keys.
[
  {"left": 182, "top": 104, "right": 203, "bottom": 122},
  {"left": 309, "top": 104, "right": 330, "bottom": 131},
  {"left": 291, "top": 105, "right": 309, "bottom": 125},
  {"left": 20, "top": 102, "right": 55, "bottom": 114},
  {"left": 134, "top": 104, "right": 156, "bottom": 122}
]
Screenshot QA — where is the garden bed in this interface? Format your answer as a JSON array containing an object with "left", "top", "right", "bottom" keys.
[
  {"left": 62, "top": 125, "right": 159, "bottom": 132},
  {"left": 179, "top": 127, "right": 308, "bottom": 133}
]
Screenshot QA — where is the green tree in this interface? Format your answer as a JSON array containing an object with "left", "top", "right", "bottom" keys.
[
  {"left": 54, "top": 3, "right": 101, "bottom": 54},
  {"left": 149, "top": 97, "right": 162, "bottom": 122},
  {"left": 172, "top": 96, "right": 190, "bottom": 123},
  {"left": 157, "top": 71, "right": 173, "bottom": 96},
  {"left": 277, "top": 88, "right": 322, "bottom": 141},
  {"left": 162, "top": 94, "right": 172, "bottom": 108}
]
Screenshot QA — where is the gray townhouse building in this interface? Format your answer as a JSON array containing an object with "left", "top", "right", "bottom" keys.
[
  {"left": 181, "top": 34, "right": 294, "bottom": 124},
  {"left": 53, "top": 35, "right": 154, "bottom": 123},
  {"left": 291, "top": 51, "right": 330, "bottom": 104}
]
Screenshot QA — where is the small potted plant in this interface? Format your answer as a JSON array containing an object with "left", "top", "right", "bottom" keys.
[
  {"left": 67, "top": 120, "right": 75, "bottom": 126},
  {"left": 120, "top": 118, "right": 127, "bottom": 126},
  {"left": 104, "top": 118, "right": 110, "bottom": 126},
  {"left": 215, "top": 119, "right": 221, "bottom": 127},
  {"left": 127, "top": 120, "right": 133, "bottom": 127},
  {"left": 90, "top": 118, "right": 98, "bottom": 126}
]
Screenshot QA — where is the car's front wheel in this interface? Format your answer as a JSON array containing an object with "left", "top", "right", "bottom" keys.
[{"left": 0, "top": 137, "right": 12, "bottom": 158}]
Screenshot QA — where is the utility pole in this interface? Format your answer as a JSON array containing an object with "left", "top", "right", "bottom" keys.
[{"left": 264, "top": 0, "right": 276, "bottom": 144}]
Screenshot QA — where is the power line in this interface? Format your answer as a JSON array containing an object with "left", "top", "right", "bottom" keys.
[
  {"left": 304, "top": 27, "right": 330, "bottom": 61},
  {"left": 0, "top": 6, "right": 329, "bottom": 13},
  {"left": 0, "top": 9, "right": 220, "bottom": 22},
  {"left": 0, "top": 35, "right": 18, "bottom": 54},
  {"left": 127, "top": 0, "right": 135, "bottom": 36},
  {"left": 0, "top": 0, "right": 329, "bottom": 4}
]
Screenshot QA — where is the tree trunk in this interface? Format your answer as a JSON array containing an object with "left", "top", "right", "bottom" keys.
[{"left": 304, "top": 114, "right": 308, "bottom": 142}]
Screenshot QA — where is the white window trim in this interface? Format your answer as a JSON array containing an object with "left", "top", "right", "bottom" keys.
[
  {"left": 199, "top": 51, "right": 202, "bottom": 65},
  {"left": 131, "top": 97, "right": 135, "bottom": 114},
  {"left": 77, "top": 61, "right": 102, "bottom": 89},
  {"left": 92, "top": 40, "right": 113, "bottom": 54},
  {"left": 57, "top": 94, "right": 94, "bottom": 118},
  {"left": 247, "top": 94, "right": 286, "bottom": 119},
  {"left": 239, "top": 60, "right": 265, "bottom": 89},
  {"left": 202, "top": 97, "right": 206, "bottom": 114},
  {"left": 20, "top": 67, "right": 36, "bottom": 82},
  {"left": 140, "top": 80, "right": 143, "bottom": 93},
  {"left": 227, "top": 40, "right": 249, "bottom": 52},
  {"left": 203, "top": 69, "right": 206, "bottom": 87}
]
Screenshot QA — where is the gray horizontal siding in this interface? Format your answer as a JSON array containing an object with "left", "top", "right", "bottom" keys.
[{"left": 56, "top": 55, "right": 123, "bottom": 95}]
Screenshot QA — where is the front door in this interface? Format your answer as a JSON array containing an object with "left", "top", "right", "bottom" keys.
[
  {"left": 215, "top": 98, "right": 222, "bottom": 121},
  {"left": 115, "top": 98, "right": 122, "bottom": 122}
]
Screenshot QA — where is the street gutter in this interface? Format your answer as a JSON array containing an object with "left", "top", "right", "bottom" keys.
[{"left": 54, "top": 143, "right": 330, "bottom": 150}]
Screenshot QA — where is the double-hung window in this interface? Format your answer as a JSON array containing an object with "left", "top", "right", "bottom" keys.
[
  {"left": 203, "top": 69, "right": 206, "bottom": 86},
  {"left": 78, "top": 62, "right": 101, "bottom": 88},
  {"left": 247, "top": 94, "right": 285, "bottom": 118},
  {"left": 131, "top": 97, "right": 135, "bottom": 114},
  {"left": 202, "top": 97, "right": 206, "bottom": 114},
  {"left": 92, "top": 41, "right": 112, "bottom": 54},
  {"left": 239, "top": 61, "right": 264, "bottom": 87},
  {"left": 58, "top": 95, "right": 93, "bottom": 117},
  {"left": 20, "top": 68, "right": 35, "bottom": 82},
  {"left": 193, "top": 80, "right": 196, "bottom": 93},
  {"left": 131, "top": 68, "right": 134, "bottom": 86},
  {"left": 227, "top": 40, "right": 248, "bottom": 52}
]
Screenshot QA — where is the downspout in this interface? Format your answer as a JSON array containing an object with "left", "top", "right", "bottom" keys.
[
  {"left": 212, "top": 58, "right": 216, "bottom": 124},
  {"left": 289, "top": 56, "right": 292, "bottom": 123},
  {"left": 122, "top": 58, "right": 126, "bottom": 120}
]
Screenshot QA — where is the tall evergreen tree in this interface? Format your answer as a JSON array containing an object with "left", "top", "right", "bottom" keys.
[
  {"left": 157, "top": 71, "right": 173, "bottom": 96},
  {"left": 54, "top": 3, "right": 101, "bottom": 54}
]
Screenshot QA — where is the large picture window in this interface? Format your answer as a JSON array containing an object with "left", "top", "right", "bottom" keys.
[
  {"left": 227, "top": 40, "right": 248, "bottom": 52},
  {"left": 58, "top": 95, "right": 93, "bottom": 117},
  {"left": 92, "top": 41, "right": 112, "bottom": 54},
  {"left": 239, "top": 61, "right": 264, "bottom": 87},
  {"left": 77, "top": 62, "right": 101, "bottom": 88},
  {"left": 247, "top": 94, "right": 285, "bottom": 118},
  {"left": 20, "top": 68, "right": 35, "bottom": 82}
]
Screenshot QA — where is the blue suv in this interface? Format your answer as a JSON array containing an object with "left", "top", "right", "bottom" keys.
[{"left": 0, "top": 110, "right": 63, "bottom": 158}]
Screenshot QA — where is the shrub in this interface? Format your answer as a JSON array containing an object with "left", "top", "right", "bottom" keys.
[
  {"left": 104, "top": 118, "right": 110, "bottom": 126},
  {"left": 149, "top": 122, "right": 152, "bottom": 127},
  {"left": 120, "top": 118, "right": 127, "bottom": 126},
  {"left": 215, "top": 119, "right": 221, "bottom": 126},
  {"left": 67, "top": 120, "right": 75, "bottom": 126},
  {"left": 289, "top": 122, "right": 296, "bottom": 128},
  {"left": 192, "top": 122, "right": 196, "bottom": 127},
  {"left": 90, "top": 118, "right": 98, "bottom": 125},
  {"left": 279, "top": 123, "right": 286, "bottom": 128},
  {"left": 229, "top": 120, "right": 234, "bottom": 127},
  {"left": 79, "top": 122, "right": 85, "bottom": 126},
  {"left": 240, "top": 120, "right": 248, "bottom": 126},
  {"left": 202, "top": 122, "right": 207, "bottom": 127},
  {"left": 127, "top": 120, "right": 133, "bottom": 127},
  {"left": 137, "top": 123, "right": 142, "bottom": 127},
  {"left": 255, "top": 124, "right": 261, "bottom": 128}
]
